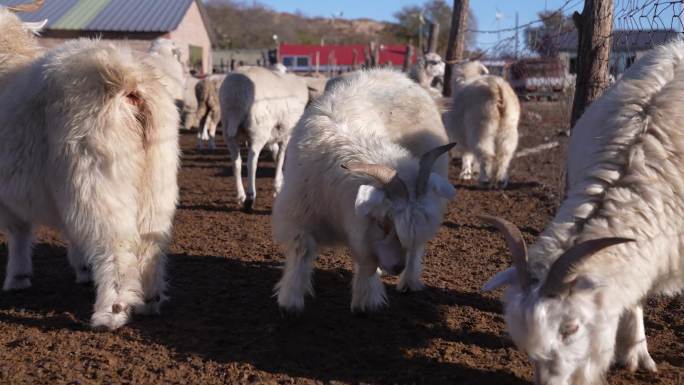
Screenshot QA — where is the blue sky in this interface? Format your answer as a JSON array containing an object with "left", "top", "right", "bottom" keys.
[{"left": 256, "top": 0, "right": 585, "bottom": 50}]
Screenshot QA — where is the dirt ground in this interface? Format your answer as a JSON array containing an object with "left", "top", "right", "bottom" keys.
[{"left": 0, "top": 101, "right": 681, "bottom": 384}]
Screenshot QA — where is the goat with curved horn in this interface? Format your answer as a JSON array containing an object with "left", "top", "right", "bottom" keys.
[
  {"left": 6, "top": 0, "right": 44, "bottom": 13},
  {"left": 539, "top": 237, "right": 635, "bottom": 297},
  {"left": 416, "top": 142, "right": 456, "bottom": 196},
  {"left": 273, "top": 69, "right": 453, "bottom": 313},
  {"left": 478, "top": 215, "right": 532, "bottom": 290},
  {"left": 479, "top": 36, "right": 684, "bottom": 384},
  {"left": 342, "top": 163, "right": 409, "bottom": 201}
]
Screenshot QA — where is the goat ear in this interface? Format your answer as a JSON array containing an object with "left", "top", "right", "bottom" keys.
[
  {"left": 428, "top": 173, "right": 456, "bottom": 200},
  {"left": 354, "top": 184, "right": 386, "bottom": 217},
  {"left": 22, "top": 19, "right": 47, "bottom": 35},
  {"left": 483, "top": 267, "right": 518, "bottom": 291}
]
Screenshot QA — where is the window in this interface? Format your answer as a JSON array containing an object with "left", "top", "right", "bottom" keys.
[
  {"left": 189, "top": 45, "right": 203, "bottom": 74},
  {"left": 282, "top": 55, "right": 310, "bottom": 71}
]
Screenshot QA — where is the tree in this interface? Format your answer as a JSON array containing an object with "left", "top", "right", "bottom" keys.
[
  {"left": 524, "top": 10, "right": 575, "bottom": 57},
  {"left": 392, "top": 0, "right": 477, "bottom": 55}
]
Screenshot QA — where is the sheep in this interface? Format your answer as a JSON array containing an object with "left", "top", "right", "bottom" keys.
[
  {"left": 147, "top": 38, "right": 186, "bottom": 108},
  {"left": 219, "top": 66, "right": 309, "bottom": 211},
  {"left": 482, "top": 40, "right": 684, "bottom": 384},
  {"left": 409, "top": 52, "right": 446, "bottom": 96},
  {"left": 195, "top": 74, "right": 224, "bottom": 150},
  {"left": 0, "top": 7, "right": 179, "bottom": 330},
  {"left": 444, "top": 60, "right": 520, "bottom": 188},
  {"left": 273, "top": 69, "right": 455, "bottom": 312}
]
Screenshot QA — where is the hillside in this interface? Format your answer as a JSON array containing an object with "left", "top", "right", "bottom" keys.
[{"left": 205, "top": 1, "right": 406, "bottom": 49}]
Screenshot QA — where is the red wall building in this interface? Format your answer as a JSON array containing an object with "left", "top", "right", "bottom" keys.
[{"left": 279, "top": 43, "right": 416, "bottom": 72}]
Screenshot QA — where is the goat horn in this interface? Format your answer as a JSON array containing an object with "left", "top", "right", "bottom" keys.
[
  {"left": 416, "top": 142, "right": 456, "bottom": 196},
  {"left": 479, "top": 215, "right": 532, "bottom": 290},
  {"left": 7, "top": 0, "right": 44, "bottom": 13},
  {"left": 539, "top": 237, "right": 635, "bottom": 297},
  {"left": 342, "top": 162, "right": 409, "bottom": 201}
]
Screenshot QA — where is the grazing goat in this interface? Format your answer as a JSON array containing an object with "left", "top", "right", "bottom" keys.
[
  {"left": 0, "top": 6, "right": 179, "bottom": 330},
  {"left": 273, "top": 69, "right": 455, "bottom": 312},
  {"left": 219, "top": 66, "right": 309, "bottom": 211},
  {"left": 444, "top": 61, "right": 520, "bottom": 188},
  {"left": 196, "top": 74, "right": 224, "bottom": 150},
  {"left": 409, "top": 52, "right": 446, "bottom": 96},
  {"left": 482, "top": 40, "right": 684, "bottom": 384}
]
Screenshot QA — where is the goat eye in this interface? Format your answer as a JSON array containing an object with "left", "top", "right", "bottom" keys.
[{"left": 560, "top": 323, "right": 579, "bottom": 340}]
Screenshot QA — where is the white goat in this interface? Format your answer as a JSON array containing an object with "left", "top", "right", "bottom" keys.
[
  {"left": 219, "top": 66, "right": 309, "bottom": 211},
  {"left": 483, "top": 40, "right": 684, "bottom": 384},
  {"left": 273, "top": 69, "right": 455, "bottom": 312},
  {"left": 147, "top": 38, "right": 186, "bottom": 107},
  {"left": 409, "top": 52, "right": 446, "bottom": 96},
  {"left": 0, "top": 7, "right": 179, "bottom": 330},
  {"left": 444, "top": 61, "right": 520, "bottom": 188},
  {"left": 196, "top": 74, "right": 224, "bottom": 150}
]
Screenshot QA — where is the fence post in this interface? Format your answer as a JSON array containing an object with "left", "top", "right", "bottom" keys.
[
  {"left": 443, "top": 0, "right": 469, "bottom": 97},
  {"left": 427, "top": 22, "right": 440, "bottom": 53},
  {"left": 570, "top": 0, "right": 614, "bottom": 127},
  {"left": 403, "top": 43, "right": 414, "bottom": 72}
]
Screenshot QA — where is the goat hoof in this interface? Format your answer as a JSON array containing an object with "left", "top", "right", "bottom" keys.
[
  {"left": 91, "top": 308, "right": 130, "bottom": 330},
  {"left": 397, "top": 280, "right": 424, "bottom": 293},
  {"left": 3, "top": 276, "right": 32, "bottom": 291},
  {"left": 242, "top": 198, "right": 254, "bottom": 213}
]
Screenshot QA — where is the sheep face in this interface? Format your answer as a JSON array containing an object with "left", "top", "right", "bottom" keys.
[
  {"left": 423, "top": 53, "right": 446, "bottom": 80},
  {"left": 500, "top": 278, "right": 613, "bottom": 385},
  {"left": 354, "top": 172, "right": 455, "bottom": 275}
]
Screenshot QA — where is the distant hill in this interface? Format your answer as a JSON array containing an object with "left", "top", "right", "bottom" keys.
[{"left": 205, "top": 1, "right": 405, "bottom": 49}]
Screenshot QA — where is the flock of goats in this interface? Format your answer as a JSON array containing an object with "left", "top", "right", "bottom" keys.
[{"left": 0, "top": 1, "right": 683, "bottom": 384}]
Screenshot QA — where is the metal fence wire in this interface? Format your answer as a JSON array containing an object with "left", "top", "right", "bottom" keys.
[{"left": 613, "top": 0, "right": 684, "bottom": 60}]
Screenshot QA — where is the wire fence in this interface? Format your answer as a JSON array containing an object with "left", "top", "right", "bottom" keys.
[{"left": 472, "top": 1, "right": 684, "bottom": 60}]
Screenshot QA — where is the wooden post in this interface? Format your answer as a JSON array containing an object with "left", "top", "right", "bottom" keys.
[
  {"left": 352, "top": 49, "right": 359, "bottom": 70},
  {"left": 328, "top": 50, "right": 334, "bottom": 77},
  {"left": 403, "top": 44, "right": 414, "bottom": 72},
  {"left": 373, "top": 42, "right": 380, "bottom": 67},
  {"left": 427, "top": 22, "right": 440, "bottom": 53},
  {"left": 315, "top": 51, "right": 320, "bottom": 74},
  {"left": 443, "top": 0, "right": 469, "bottom": 97},
  {"left": 570, "top": 0, "right": 614, "bottom": 127},
  {"left": 368, "top": 42, "right": 378, "bottom": 67}
]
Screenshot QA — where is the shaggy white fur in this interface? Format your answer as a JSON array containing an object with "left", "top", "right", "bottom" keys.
[
  {"left": 273, "top": 69, "right": 454, "bottom": 312},
  {"left": 0, "top": 10, "right": 179, "bottom": 330},
  {"left": 484, "top": 39, "right": 684, "bottom": 384},
  {"left": 445, "top": 61, "right": 520, "bottom": 188},
  {"left": 219, "top": 66, "right": 309, "bottom": 211}
]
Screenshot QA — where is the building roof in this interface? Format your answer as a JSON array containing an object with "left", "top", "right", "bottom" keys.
[
  {"left": 2, "top": 0, "right": 200, "bottom": 33},
  {"left": 280, "top": 44, "right": 415, "bottom": 67},
  {"left": 556, "top": 29, "right": 680, "bottom": 53}
]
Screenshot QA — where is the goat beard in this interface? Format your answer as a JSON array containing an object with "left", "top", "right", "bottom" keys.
[{"left": 372, "top": 229, "right": 405, "bottom": 275}]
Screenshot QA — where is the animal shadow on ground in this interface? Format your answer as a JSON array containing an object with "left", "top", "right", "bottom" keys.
[{"left": 0, "top": 245, "right": 528, "bottom": 385}]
